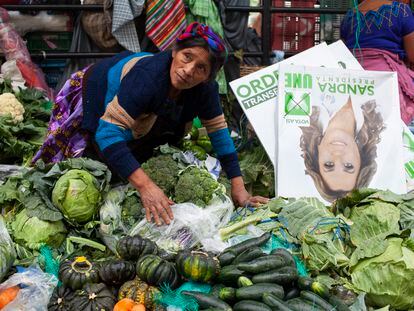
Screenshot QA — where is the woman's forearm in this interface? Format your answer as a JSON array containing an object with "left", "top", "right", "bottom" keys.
[
  {"left": 128, "top": 167, "right": 152, "bottom": 190},
  {"left": 231, "top": 176, "right": 245, "bottom": 191}
]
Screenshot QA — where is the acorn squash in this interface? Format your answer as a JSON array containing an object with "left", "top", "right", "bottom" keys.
[
  {"left": 99, "top": 260, "right": 136, "bottom": 285},
  {"left": 118, "top": 278, "right": 159, "bottom": 310},
  {"left": 117, "top": 235, "right": 158, "bottom": 261},
  {"left": 59, "top": 255, "right": 100, "bottom": 290},
  {"left": 48, "top": 286, "right": 74, "bottom": 311},
  {"left": 136, "top": 254, "right": 179, "bottom": 289},
  {"left": 75, "top": 283, "right": 116, "bottom": 311},
  {"left": 176, "top": 250, "right": 220, "bottom": 283}
]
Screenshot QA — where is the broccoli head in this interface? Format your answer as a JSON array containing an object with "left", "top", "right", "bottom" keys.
[
  {"left": 174, "top": 166, "right": 226, "bottom": 207},
  {"left": 141, "top": 154, "right": 181, "bottom": 196}
]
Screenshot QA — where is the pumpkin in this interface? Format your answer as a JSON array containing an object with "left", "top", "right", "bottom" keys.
[
  {"left": 47, "top": 286, "right": 74, "bottom": 311},
  {"left": 0, "top": 286, "right": 19, "bottom": 309},
  {"left": 176, "top": 250, "right": 220, "bottom": 283},
  {"left": 59, "top": 256, "right": 100, "bottom": 290},
  {"left": 74, "top": 283, "right": 116, "bottom": 311},
  {"left": 98, "top": 260, "right": 136, "bottom": 285},
  {"left": 114, "top": 298, "right": 144, "bottom": 311},
  {"left": 118, "top": 278, "right": 159, "bottom": 310},
  {"left": 136, "top": 254, "right": 180, "bottom": 289},
  {"left": 132, "top": 304, "right": 146, "bottom": 311},
  {"left": 117, "top": 235, "right": 158, "bottom": 261}
]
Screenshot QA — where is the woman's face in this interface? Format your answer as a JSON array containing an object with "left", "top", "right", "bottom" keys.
[
  {"left": 170, "top": 46, "right": 211, "bottom": 90},
  {"left": 317, "top": 128, "right": 361, "bottom": 192}
]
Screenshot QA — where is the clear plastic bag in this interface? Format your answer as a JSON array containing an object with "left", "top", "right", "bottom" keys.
[
  {"left": 0, "top": 215, "right": 16, "bottom": 282},
  {"left": 0, "top": 266, "right": 57, "bottom": 311},
  {"left": 129, "top": 195, "right": 234, "bottom": 253}
]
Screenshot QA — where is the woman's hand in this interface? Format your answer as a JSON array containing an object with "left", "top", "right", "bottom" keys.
[
  {"left": 128, "top": 168, "right": 174, "bottom": 226},
  {"left": 231, "top": 176, "right": 269, "bottom": 207}
]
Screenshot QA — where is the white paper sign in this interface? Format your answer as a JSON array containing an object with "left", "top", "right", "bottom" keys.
[
  {"left": 230, "top": 42, "right": 340, "bottom": 164},
  {"left": 328, "top": 40, "right": 414, "bottom": 192},
  {"left": 276, "top": 64, "right": 406, "bottom": 203}
]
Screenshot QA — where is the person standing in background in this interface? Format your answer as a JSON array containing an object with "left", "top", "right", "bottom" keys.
[{"left": 340, "top": 0, "right": 414, "bottom": 124}]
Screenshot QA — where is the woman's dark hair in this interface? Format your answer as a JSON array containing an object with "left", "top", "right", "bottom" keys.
[
  {"left": 299, "top": 100, "right": 385, "bottom": 202},
  {"left": 174, "top": 37, "right": 224, "bottom": 81}
]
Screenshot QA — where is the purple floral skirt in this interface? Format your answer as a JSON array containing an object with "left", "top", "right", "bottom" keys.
[{"left": 32, "top": 67, "right": 90, "bottom": 164}]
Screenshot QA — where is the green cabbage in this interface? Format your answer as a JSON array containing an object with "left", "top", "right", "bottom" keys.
[
  {"left": 351, "top": 238, "right": 414, "bottom": 310},
  {"left": 52, "top": 169, "right": 101, "bottom": 224},
  {"left": 11, "top": 209, "right": 67, "bottom": 250}
]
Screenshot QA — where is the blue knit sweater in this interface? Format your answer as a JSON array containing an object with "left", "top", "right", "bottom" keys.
[{"left": 82, "top": 50, "right": 241, "bottom": 179}]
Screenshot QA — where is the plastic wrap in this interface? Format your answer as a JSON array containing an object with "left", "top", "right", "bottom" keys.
[
  {"left": 129, "top": 195, "right": 234, "bottom": 253},
  {"left": 0, "top": 216, "right": 16, "bottom": 282},
  {"left": 0, "top": 266, "right": 57, "bottom": 311}
]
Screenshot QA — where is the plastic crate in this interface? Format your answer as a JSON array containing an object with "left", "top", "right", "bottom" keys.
[
  {"left": 271, "top": 0, "right": 318, "bottom": 53},
  {"left": 25, "top": 32, "right": 72, "bottom": 52},
  {"left": 318, "top": 0, "right": 352, "bottom": 43},
  {"left": 38, "top": 59, "right": 67, "bottom": 89}
]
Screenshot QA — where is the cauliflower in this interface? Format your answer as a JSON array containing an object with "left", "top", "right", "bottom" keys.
[
  {"left": 174, "top": 166, "right": 226, "bottom": 207},
  {"left": 141, "top": 154, "right": 181, "bottom": 197},
  {"left": 0, "top": 92, "right": 25, "bottom": 123}
]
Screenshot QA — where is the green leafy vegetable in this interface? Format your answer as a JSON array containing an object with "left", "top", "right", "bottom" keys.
[
  {"left": 52, "top": 169, "right": 102, "bottom": 224},
  {"left": 11, "top": 209, "right": 67, "bottom": 250},
  {"left": 350, "top": 238, "right": 414, "bottom": 310},
  {"left": 174, "top": 166, "right": 226, "bottom": 207},
  {"left": 0, "top": 80, "right": 51, "bottom": 165},
  {"left": 238, "top": 145, "right": 275, "bottom": 197},
  {"left": 141, "top": 154, "right": 181, "bottom": 197}
]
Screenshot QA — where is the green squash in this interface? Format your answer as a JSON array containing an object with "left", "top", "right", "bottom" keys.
[
  {"left": 118, "top": 277, "right": 159, "bottom": 310},
  {"left": 136, "top": 254, "right": 180, "bottom": 288},
  {"left": 98, "top": 260, "right": 136, "bottom": 286},
  {"left": 116, "top": 235, "right": 158, "bottom": 260},
  {"left": 59, "top": 256, "right": 100, "bottom": 290},
  {"left": 176, "top": 250, "right": 220, "bottom": 283},
  {"left": 73, "top": 283, "right": 116, "bottom": 311},
  {"left": 48, "top": 286, "right": 74, "bottom": 311}
]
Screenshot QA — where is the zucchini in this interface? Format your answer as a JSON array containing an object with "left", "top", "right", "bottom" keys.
[
  {"left": 232, "top": 247, "right": 264, "bottom": 265},
  {"left": 297, "top": 277, "right": 330, "bottom": 298},
  {"left": 297, "top": 277, "right": 349, "bottom": 311},
  {"left": 300, "top": 290, "right": 334, "bottom": 311},
  {"left": 233, "top": 300, "right": 272, "bottom": 311},
  {"left": 327, "top": 295, "right": 350, "bottom": 311},
  {"left": 284, "top": 287, "right": 300, "bottom": 300},
  {"left": 262, "top": 293, "right": 294, "bottom": 311},
  {"left": 236, "top": 283, "right": 284, "bottom": 301},
  {"left": 270, "top": 248, "right": 296, "bottom": 267},
  {"left": 224, "top": 233, "right": 271, "bottom": 256},
  {"left": 217, "top": 265, "right": 246, "bottom": 285},
  {"left": 181, "top": 291, "right": 232, "bottom": 311},
  {"left": 210, "top": 284, "right": 225, "bottom": 298},
  {"left": 237, "top": 276, "right": 253, "bottom": 287},
  {"left": 218, "top": 287, "right": 236, "bottom": 303},
  {"left": 218, "top": 251, "right": 237, "bottom": 266},
  {"left": 286, "top": 298, "right": 324, "bottom": 311},
  {"left": 237, "top": 255, "right": 285, "bottom": 273},
  {"left": 252, "top": 266, "right": 298, "bottom": 285}
]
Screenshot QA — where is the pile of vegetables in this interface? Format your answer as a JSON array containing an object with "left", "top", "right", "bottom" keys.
[
  {"left": 0, "top": 79, "right": 51, "bottom": 165},
  {"left": 179, "top": 233, "right": 349, "bottom": 311},
  {"left": 0, "top": 126, "right": 411, "bottom": 311},
  {"left": 277, "top": 190, "right": 414, "bottom": 310}
]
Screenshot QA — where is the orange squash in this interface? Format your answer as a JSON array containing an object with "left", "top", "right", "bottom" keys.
[
  {"left": 0, "top": 286, "right": 19, "bottom": 308},
  {"left": 131, "top": 304, "right": 146, "bottom": 311},
  {"left": 113, "top": 298, "right": 139, "bottom": 311}
]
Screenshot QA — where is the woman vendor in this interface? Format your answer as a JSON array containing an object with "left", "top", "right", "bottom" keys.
[{"left": 32, "top": 22, "right": 269, "bottom": 225}]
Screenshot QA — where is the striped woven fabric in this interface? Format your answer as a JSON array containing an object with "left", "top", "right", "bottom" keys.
[{"left": 145, "top": 0, "right": 187, "bottom": 51}]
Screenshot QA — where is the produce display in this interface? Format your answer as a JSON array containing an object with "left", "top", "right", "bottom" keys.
[{"left": 0, "top": 81, "right": 412, "bottom": 310}]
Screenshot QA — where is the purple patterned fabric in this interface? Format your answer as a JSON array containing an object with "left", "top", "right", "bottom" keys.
[{"left": 32, "top": 67, "right": 90, "bottom": 164}]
